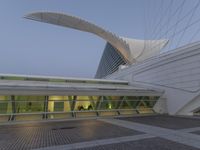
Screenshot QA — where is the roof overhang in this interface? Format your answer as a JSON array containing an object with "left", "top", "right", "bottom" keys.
[{"left": 0, "top": 74, "right": 163, "bottom": 96}]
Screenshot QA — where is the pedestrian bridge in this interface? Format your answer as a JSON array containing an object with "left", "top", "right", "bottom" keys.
[{"left": 0, "top": 74, "right": 163, "bottom": 123}]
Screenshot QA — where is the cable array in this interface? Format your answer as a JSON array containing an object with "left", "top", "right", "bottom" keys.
[{"left": 143, "top": 0, "right": 200, "bottom": 52}]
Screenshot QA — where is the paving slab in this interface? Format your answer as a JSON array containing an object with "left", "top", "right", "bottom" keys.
[
  {"left": 75, "top": 137, "right": 199, "bottom": 150},
  {"left": 101, "top": 118, "right": 200, "bottom": 149},
  {"left": 119, "top": 115, "right": 200, "bottom": 129},
  {"left": 179, "top": 127, "right": 200, "bottom": 133},
  {"left": 0, "top": 120, "right": 142, "bottom": 150},
  {"left": 191, "top": 130, "right": 200, "bottom": 135},
  {"left": 34, "top": 134, "right": 155, "bottom": 150}
]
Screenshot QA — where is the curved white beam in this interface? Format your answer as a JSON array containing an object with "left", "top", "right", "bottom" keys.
[
  {"left": 25, "top": 12, "right": 168, "bottom": 64},
  {"left": 25, "top": 12, "right": 131, "bottom": 63}
]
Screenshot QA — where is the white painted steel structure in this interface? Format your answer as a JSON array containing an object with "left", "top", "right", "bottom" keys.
[
  {"left": 0, "top": 11, "right": 198, "bottom": 117},
  {"left": 0, "top": 74, "right": 163, "bottom": 96},
  {"left": 25, "top": 12, "right": 168, "bottom": 78},
  {"left": 25, "top": 12, "right": 168, "bottom": 63},
  {"left": 106, "top": 42, "right": 200, "bottom": 115},
  {"left": 24, "top": 11, "right": 200, "bottom": 116},
  {"left": 0, "top": 74, "right": 162, "bottom": 122}
]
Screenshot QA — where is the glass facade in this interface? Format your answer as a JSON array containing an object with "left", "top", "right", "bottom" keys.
[
  {"left": 95, "top": 42, "right": 127, "bottom": 78},
  {"left": 193, "top": 109, "right": 200, "bottom": 116},
  {"left": 0, "top": 95, "right": 160, "bottom": 122}
]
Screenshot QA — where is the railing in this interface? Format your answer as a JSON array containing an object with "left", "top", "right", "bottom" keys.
[{"left": 0, "top": 99, "right": 158, "bottom": 123}]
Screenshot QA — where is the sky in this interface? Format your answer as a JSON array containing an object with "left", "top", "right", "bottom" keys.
[{"left": 0, "top": 0, "right": 200, "bottom": 78}]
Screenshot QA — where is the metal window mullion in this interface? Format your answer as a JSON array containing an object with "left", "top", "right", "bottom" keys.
[
  {"left": 118, "top": 96, "right": 126, "bottom": 109},
  {"left": 72, "top": 96, "right": 77, "bottom": 118},
  {"left": 10, "top": 95, "right": 16, "bottom": 121},
  {"left": 97, "top": 96, "right": 103, "bottom": 116},
  {"left": 44, "top": 96, "right": 48, "bottom": 119}
]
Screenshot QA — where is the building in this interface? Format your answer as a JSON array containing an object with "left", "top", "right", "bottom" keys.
[
  {"left": 0, "top": 74, "right": 163, "bottom": 122},
  {"left": 0, "top": 11, "right": 199, "bottom": 123}
]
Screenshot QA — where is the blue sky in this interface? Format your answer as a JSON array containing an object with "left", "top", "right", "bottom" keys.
[{"left": 0, "top": 0, "right": 200, "bottom": 78}]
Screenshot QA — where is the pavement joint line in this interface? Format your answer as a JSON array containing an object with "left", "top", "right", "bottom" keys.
[
  {"left": 33, "top": 134, "right": 155, "bottom": 150},
  {"left": 99, "top": 118, "right": 200, "bottom": 149},
  {"left": 178, "top": 127, "right": 200, "bottom": 133}
]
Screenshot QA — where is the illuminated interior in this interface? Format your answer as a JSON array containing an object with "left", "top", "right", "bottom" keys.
[
  {"left": 0, "top": 74, "right": 162, "bottom": 122},
  {"left": 0, "top": 95, "right": 159, "bottom": 122}
]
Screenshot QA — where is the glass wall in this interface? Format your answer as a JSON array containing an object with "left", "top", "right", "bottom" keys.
[
  {"left": 193, "top": 108, "right": 200, "bottom": 116},
  {"left": 0, "top": 96, "right": 12, "bottom": 123},
  {"left": 14, "top": 96, "right": 45, "bottom": 121},
  {"left": 0, "top": 96, "right": 12, "bottom": 114},
  {"left": 15, "top": 96, "right": 45, "bottom": 113},
  {"left": 48, "top": 96, "right": 72, "bottom": 119},
  {"left": 95, "top": 42, "right": 127, "bottom": 78},
  {"left": 0, "top": 95, "right": 160, "bottom": 122}
]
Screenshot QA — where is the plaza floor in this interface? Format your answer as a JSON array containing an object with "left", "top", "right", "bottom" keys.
[{"left": 0, "top": 115, "right": 200, "bottom": 150}]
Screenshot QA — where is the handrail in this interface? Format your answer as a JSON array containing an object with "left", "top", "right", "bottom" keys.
[{"left": 0, "top": 108, "right": 154, "bottom": 116}]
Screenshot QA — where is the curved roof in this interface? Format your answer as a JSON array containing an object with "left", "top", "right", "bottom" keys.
[
  {"left": 25, "top": 12, "right": 168, "bottom": 63},
  {"left": 25, "top": 12, "right": 131, "bottom": 63},
  {"left": 122, "top": 37, "right": 168, "bottom": 62}
]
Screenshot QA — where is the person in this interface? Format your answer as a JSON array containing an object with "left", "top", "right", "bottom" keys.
[
  {"left": 88, "top": 104, "right": 93, "bottom": 110},
  {"left": 78, "top": 105, "right": 84, "bottom": 111}
]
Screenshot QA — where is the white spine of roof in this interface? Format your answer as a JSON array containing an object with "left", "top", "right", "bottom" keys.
[
  {"left": 25, "top": 12, "right": 168, "bottom": 64},
  {"left": 25, "top": 12, "right": 131, "bottom": 63}
]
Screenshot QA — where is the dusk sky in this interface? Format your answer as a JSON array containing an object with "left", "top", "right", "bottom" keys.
[{"left": 0, "top": 0, "right": 200, "bottom": 78}]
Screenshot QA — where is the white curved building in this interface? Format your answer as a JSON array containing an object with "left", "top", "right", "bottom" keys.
[
  {"left": 0, "top": 11, "right": 199, "bottom": 123},
  {"left": 25, "top": 12, "right": 168, "bottom": 78},
  {"left": 24, "top": 12, "right": 200, "bottom": 116}
]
